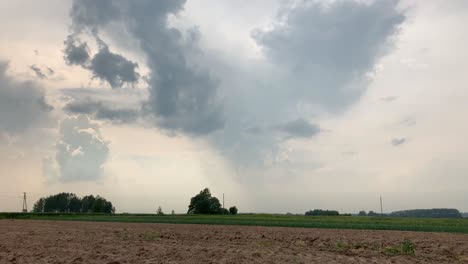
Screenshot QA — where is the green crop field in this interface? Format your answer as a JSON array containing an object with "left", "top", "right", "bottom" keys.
[{"left": 1, "top": 213, "right": 468, "bottom": 234}]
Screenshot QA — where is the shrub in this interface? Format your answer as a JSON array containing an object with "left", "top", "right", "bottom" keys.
[{"left": 229, "top": 206, "right": 238, "bottom": 215}]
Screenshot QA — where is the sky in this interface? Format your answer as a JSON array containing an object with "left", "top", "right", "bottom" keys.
[{"left": 1, "top": 0, "right": 468, "bottom": 214}]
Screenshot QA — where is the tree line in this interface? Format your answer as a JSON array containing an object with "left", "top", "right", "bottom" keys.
[
  {"left": 31, "top": 188, "right": 238, "bottom": 215},
  {"left": 388, "top": 208, "right": 462, "bottom": 218},
  {"left": 32, "top": 193, "right": 114, "bottom": 214},
  {"left": 305, "top": 209, "right": 339, "bottom": 216}
]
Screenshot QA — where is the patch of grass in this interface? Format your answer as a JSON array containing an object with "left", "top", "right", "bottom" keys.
[
  {"left": 114, "top": 229, "right": 131, "bottom": 241},
  {"left": 384, "top": 239, "right": 416, "bottom": 256},
  {"left": 257, "top": 240, "right": 273, "bottom": 247},
  {"left": 139, "top": 231, "right": 161, "bottom": 241},
  {"left": 336, "top": 240, "right": 351, "bottom": 251}
]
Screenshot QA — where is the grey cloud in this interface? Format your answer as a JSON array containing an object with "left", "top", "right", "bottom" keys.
[
  {"left": 30, "top": 64, "right": 46, "bottom": 79},
  {"left": 62, "top": 0, "right": 406, "bottom": 169},
  {"left": 64, "top": 33, "right": 140, "bottom": 88},
  {"left": 89, "top": 45, "right": 139, "bottom": 88},
  {"left": 70, "top": 0, "right": 120, "bottom": 32},
  {"left": 244, "top": 126, "right": 262, "bottom": 135},
  {"left": 64, "top": 98, "right": 139, "bottom": 123},
  {"left": 206, "top": 0, "right": 405, "bottom": 167},
  {"left": 391, "top": 137, "right": 406, "bottom": 146},
  {"left": 47, "top": 67, "right": 55, "bottom": 75},
  {"left": 253, "top": 0, "right": 405, "bottom": 111},
  {"left": 63, "top": 35, "right": 90, "bottom": 65},
  {"left": 67, "top": 0, "right": 223, "bottom": 135},
  {"left": 0, "top": 61, "right": 52, "bottom": 134},
  {"left": 30, "top": 65, "right": 55, "bottom": 80},
  {"left": 50, "top": 115, "right": 109, "bottom": 182},
  {"left": 277, "top": 118, "right": 320, "bottom": 138}
]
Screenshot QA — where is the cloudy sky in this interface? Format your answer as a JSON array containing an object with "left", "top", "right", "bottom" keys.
[{"left": 1, "top": 0, "right": 468, "bottom": 214}]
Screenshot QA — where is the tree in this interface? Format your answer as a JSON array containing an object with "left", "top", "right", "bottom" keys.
[
  {"left": 157, "top": 206, "right": 164, "bottom": 215},
  {"left": 69, "top": 196, "right": 82, "bottom": 213},
  {"left": 229, "top": 206, "right": 238, "bottom": 215},
  {"left": 42, "top": 193, "right": 77, "bottom": 212},
  {"left": 187, "top": 188, "right": 224, "bottom": 214},
  {"left": 358, "top": 210, "right": 367, "bottom": 216},
  {"left": 92, "top": 196, "right": 114, "bottom": 213},
  {"left": 32, "top": 198, "right": 45, "bottom": 213},
  {"left": 81, "top": 195, "right": 96, "bottom": 213},
  {"left": 368, "top": 210, "right": 378, "bottom": 216}
]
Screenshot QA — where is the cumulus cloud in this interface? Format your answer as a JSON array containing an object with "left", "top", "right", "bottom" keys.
[
  {"left": 62, "top": 0, "right": 406, "bottom": 168},
  {"left": 47, "top": 115, "right": 109, "bottom": 182},
  {"left": 64, "top": 34, "right": 139, "bottom": 88},
  {"left": 66, "top": 0, "right": 223, "bottom": 134},
  {"left": 0, "top": 61, "right": 52, "bottom": 134},
  {"left": 206, "top": 0, "right": 406, "bottom": 166},
  {"left": 89, "top": 45, "right": 139, "bottom": 88},
  {"left": 63, "top": 35, "right": 90, "bottom": 65},
  {"left": 391, "top": 137, "right": 406, "bottom": 146},
  {"left": 253, "top": 0, "right": 405, "bottom": 111}
]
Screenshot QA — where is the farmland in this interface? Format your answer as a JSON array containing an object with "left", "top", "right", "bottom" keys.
[
  {"left": 2, "top": 212, "right": 468, "bottom": 234},
  {"left": 2, "top": 219, "right": 468, "bottom": 263}
]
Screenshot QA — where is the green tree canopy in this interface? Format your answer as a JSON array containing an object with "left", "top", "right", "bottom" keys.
[
  {"left": 229, "top": 206, "right": 238, "bottom": 215},
  {"left": 187, "top": 188, "right": 223, "bottom": 214},
  {"left": 305, "top": 209, "right": 339, "bottom": 216},
  {"left": 32, "top": 193, "right": 114, "bottom": 213}
]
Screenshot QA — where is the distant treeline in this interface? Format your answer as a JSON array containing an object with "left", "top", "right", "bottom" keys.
[
  {"left": 305, "top": 209, "right": 340, "bottom": 216},
  {"left": 389, "top": 209, "right": 462, "bottom": 219},
  {"left": 32, "top": 193, "right": 114, "bottom": 214}
]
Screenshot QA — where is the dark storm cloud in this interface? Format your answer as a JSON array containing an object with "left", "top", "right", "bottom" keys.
[
  {"left": 89, "top": 45, "right": 139, "bottom": 88},
  {"left": 64, "top": 98, "right": 139, "bottom": 123},
  {"left": 391, "top": 137, "right": 406, "bottom": 146},
  {"left": 0, "top": 61, "right": 52, "bottom": 134},
  {"left": 277, "top": 119, "right": 320, "bottom": 138},
  {"left": 63, "top": 35, "right": 90, "bottom": 65},
  {"left": 30, "top": 64, "right": 46, "bottom": 79},
  {"left": 62, "top": 0, "right": 406, "bottom": 168},
  {"left": 206, "top": 0, "right": 406, "bottom": 166},
  {"left": 64, "top": 33, "right": 139, "bottom": 88},
  {"left": 253, "top": 0, "right": 405, "bottom": 110},
  {"left": 66, "top": 0, "right": 223, "bottom": 135}
]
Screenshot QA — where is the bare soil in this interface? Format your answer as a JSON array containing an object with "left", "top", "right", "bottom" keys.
[{"left": 1, "top": 220, "right": 468, "bottom": 263}]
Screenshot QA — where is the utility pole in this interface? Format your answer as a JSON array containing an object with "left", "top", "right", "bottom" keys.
[
  {"left": 223, "top": 193, "right": 225, "bottom": 209},
  {"left": 380, "top": 195, "right": 383, "bottom": 216},
  {"left": 22, "top": 192, "right": 27, "bottom": 213}
]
